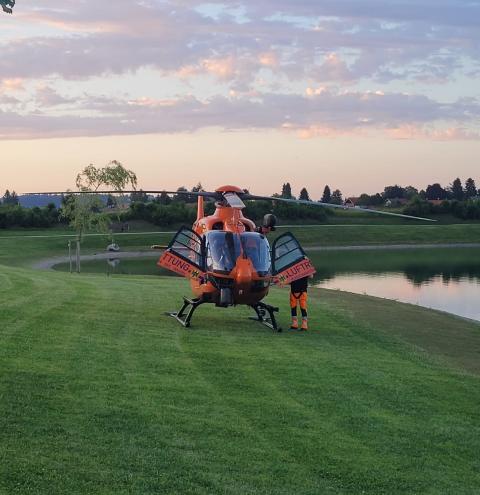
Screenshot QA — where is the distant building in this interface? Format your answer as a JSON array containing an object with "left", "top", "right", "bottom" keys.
[{"left": 344, "top": 197, "right": 360, "bottom": 207}]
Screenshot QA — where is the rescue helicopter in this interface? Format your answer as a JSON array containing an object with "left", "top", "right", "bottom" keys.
[
  {"left": 27, "top": 185, "right": 435, "bottom": 331},
  {"left": 153, "top": 185, "right": 434, "bottom": 331}
]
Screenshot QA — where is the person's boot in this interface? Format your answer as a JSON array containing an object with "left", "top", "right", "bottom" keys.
[
  {"left": 301, "top": 318, "right": 308, "bottom": 331},
  {"left": 290, "top": 317, "right": 298, "bottom": 330}
]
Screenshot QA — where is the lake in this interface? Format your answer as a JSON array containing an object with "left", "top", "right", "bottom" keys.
[{"left": 310, "top": 248, "right": 480, "bottom": 322}]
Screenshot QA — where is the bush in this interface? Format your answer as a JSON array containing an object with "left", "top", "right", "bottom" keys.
[
  {"left": 403, "top": 198, "right": 480, "bottom": 220},
  {"left": 0, "top": 205, "right": 61, "bottom": 228},
  {"left": 124, "top": 201, "right": 197, "bottom": 226}
]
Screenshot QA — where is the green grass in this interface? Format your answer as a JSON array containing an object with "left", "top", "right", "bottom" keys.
[{"left": 1, "top": 266, "right": 479, "bottom": 494}]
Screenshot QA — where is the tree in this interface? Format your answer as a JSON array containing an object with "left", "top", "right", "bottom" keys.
[
  {"left": 404, "top": 186, "right": 419, "bottom": 199},
  {"left": 155, "top": 191, "right": 172, "bottom": 205},
  {"left": 188, "top": 182, "right": 204, "bottom": 203},
  {"left": 331, "top": 189, "right": 343, "bottom": 205},
  {"left": 299, "top": 187, "right": 310, "bottom": 201},
  {"left": 106, "top": 195, "right": 116, "bottom": 208},
  {"left": 321, "top": 185, "right": 331, "bottom": 203},
  {"left": 63, "top": 161, "right": 138, "bottom": 272},
  {"left": 192, "top": 182, "right": 204, "bottom": 193},
  {"left": 76, "top": 160, "right": 137, "bottom": 192},
  {"left": 425, "top": 183, "right": 447, "bottom": 200},
  {"left": 450, "top": 178, "right": 464, "bottom": 201},
  {"left": 356, "top": 194, "right": 372, "bottom": 206},
  {"left": 173, "top": 186, "right": 188, "bottom": 203},
  {"left": 465, "top": 178, "right": 477, "bottom": 199},
  {"left": 370, "top": 193, "right": 384, "bottom": 206},
  {"left": 281, "top": 183, "right": 293, "bottom": 199},
  {"left": 130, "top": 189, "right": 148, "bottom": 203},
  {"left": 3, "top": 190, "right": 19, "bottom": 205},
  {"left": 1, "top": 1, "right": 15, "bottom": 14},
  {"left": 383, "top": 185, "right": 405, "bottom": 200}
]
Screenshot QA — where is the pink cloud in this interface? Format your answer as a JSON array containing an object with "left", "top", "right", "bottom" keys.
[
  {"left": 0, "top": 78, "right": 24, "bottom": 92},
  {"left": 1, "top": 88, "right": 478, "bottom": 141}
]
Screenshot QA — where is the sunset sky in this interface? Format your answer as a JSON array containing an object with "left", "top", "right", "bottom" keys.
[{"left": 1, "top": 0, "right": 479, "bottom": 197}]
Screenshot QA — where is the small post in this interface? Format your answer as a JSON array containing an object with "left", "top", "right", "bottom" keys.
[
  {"left": 68, "top": 241, "right": 72, "bottom": 273},
  {"left": 76, "top": 239, "right": 81, "bottom": 273}
]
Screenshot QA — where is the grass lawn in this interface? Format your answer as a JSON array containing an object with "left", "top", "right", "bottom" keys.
[{"left": 1, "top": 266, "right": 479, "bottom": 494}]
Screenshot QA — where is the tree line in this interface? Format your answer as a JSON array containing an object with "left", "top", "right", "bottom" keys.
[
  {"left": 2, "top": 175, "right": 480, "bottom": 229},
  {"left": 276, "top": 179, "right": 480, "bottom": 220}
]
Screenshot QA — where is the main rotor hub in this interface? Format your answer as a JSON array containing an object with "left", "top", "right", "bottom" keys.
[{"left": 215, "top": 185, "right": 244, "bottom": 194}]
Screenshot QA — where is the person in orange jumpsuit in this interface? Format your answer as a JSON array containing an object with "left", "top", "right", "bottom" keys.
[{"left": 290, "top": 276, "right": 309, "bottom": 331}]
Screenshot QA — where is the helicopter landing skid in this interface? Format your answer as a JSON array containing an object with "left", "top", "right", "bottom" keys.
[
  {"left": 166, "top": 296, "right": 206, "bottom": 328},
  {"left": 249, "top": 302, "right": 282, "bottom": 332}
]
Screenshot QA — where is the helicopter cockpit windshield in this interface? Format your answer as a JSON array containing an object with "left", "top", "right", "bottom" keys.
[
  {"left": 205, "top": 231, "right": 271, "bottom": 276},
  {"left": 206, "top": 231, "right": 241, "bottom": 273},
  {"left": 240, "top": 232, "right": 271, "bottom": 276}
]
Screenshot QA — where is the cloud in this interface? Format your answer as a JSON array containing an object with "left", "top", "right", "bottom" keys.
[
  {"left": 0, "top": 0, "right": 478, "bottom": 140},
  {"left": 0, "top": 78, "right": 24, "bottom": 92},
  {"left": 1, "top": 0, "right": 478, "bottom": 85},
  {"left": 0, "top": 88, "right": 478, "bottom": 140}
]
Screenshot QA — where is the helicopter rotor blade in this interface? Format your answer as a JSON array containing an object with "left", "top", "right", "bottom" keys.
[
  {"left": 22, "top": 190, "right": 220, "bottom": 199},
  {"left": 21, "top": 189, "right": 436, "bottom": 222},
  {"left": 243, "top": 194, "right": 437, "bottom": 222}
]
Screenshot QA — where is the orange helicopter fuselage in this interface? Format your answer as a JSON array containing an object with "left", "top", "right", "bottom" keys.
[{"left": 189, "top": 186, "right": 270, "bottom": 306}]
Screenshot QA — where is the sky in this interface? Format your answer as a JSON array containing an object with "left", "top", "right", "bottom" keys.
[{"left": 1, "top": 0, "right": 479, "bottom": 197}]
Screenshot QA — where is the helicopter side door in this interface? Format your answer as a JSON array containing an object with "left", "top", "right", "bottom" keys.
[
  {"left": 158, "top": 226, "right": 205, "bottom": 281},
  {"left": 271, "top": 233, "right": 316, "bottom": 286}
]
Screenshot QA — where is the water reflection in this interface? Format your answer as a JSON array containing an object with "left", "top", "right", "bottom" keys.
[
  {"left": 403, "top": 264, "right": 480, "bottom": 286},
  {"left": 316, "top": 272, "right": 480, "bottom": 322},
  {"left": 314, "top": 264, "right": 480, "bottom": 287}
]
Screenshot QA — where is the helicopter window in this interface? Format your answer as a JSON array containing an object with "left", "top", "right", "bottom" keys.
[
  {"left": 273, "top": 234, "right": 305, "bottom": 273},
  {"left": 170, "top": 228, "right": 204, "bottom": 269},
  {"left": 240, "top": 233, "right": 271, "bottom": 276},
  {"left": 205, "top": 231, "right": 241, "bottom": 273}
]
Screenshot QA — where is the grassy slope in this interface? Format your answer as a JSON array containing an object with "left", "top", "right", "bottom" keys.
[{"left": 1, "top": 267, "right": 479, "bottom": 494}]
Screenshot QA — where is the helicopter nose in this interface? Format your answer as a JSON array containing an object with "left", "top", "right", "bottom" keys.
[{"left": 235, "top": 257, "right": 253, "bottom": 285}]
